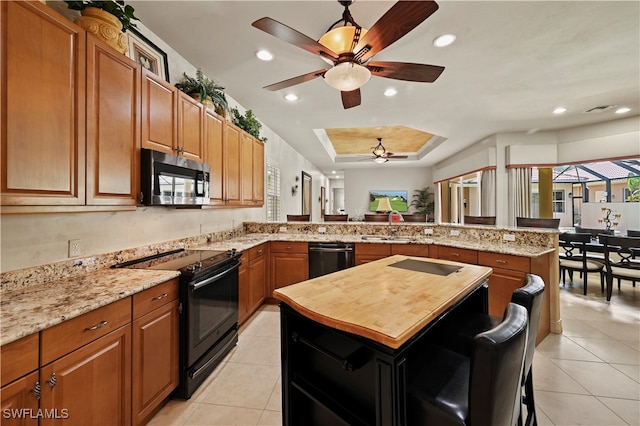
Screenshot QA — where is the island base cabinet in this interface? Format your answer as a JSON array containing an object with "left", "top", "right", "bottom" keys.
[
  {"left": 487, "top": 268, "right": 527, "bottom": 318},
  {"left": 39, "top": 325, "right": 131, "bottom": 426},
  {"left": 0, "top": 372, "right": 39, "bottom": 426}
]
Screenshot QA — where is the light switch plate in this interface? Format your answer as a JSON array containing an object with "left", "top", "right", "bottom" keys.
[
  {"left": 68, "top": 239, "right": 81, "bottom": 257},
  {"left": 450, "top": 230, "right": 460, "bottom": 236},
  {"left": 424, "top": 228, "right": 434, "bottom": 235},
  {"left": 318, "top": 227, "right": 326, "bottom": 233},
  {"left": 503, "top": 234, "right": 516, "bottom": 241},
  {"left": 279, "top": 226, "right": 288, "bottom": 233}
]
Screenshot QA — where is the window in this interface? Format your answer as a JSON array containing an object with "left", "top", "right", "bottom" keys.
[
  {"left": 266, "top": 165, "right": 280, "bottom": 222},
  {"left": 553, "top": 189, "right": 565, "bottom": 213}
]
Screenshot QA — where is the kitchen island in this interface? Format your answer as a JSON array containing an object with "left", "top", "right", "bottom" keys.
[{"left": 273, "top": 255, "right": 492, "bottom": 426}]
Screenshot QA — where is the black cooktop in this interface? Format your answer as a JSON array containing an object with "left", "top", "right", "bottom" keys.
[{"left": 114, "top": 248, "right": 240, "bottom": 275}]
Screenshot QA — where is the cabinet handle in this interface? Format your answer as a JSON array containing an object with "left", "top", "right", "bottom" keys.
[
  {"left": 152, "top": 293, "right": 168, "bottom": 301},
  {"left": 32, "top": 381, "right": 41, "bottom": 400},
  {"left": 496, "top": 259, "right": 507, "bottom": 264},
  {"left": 85, "top": 320, "right": 108, "bottom": 331},
  {"left": 287, "top": 246, "right": 292, "bottom": 250},
  {"left": 451, "top": 253, "right": 460, "bottom": 257},
  {"left": 257, "top": 249, "right": 263, "bottom": 254},
  {"left": 47, "top": 373, "right": 57, "bottom": 390}
]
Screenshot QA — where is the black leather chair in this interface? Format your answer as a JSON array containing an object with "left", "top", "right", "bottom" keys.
[
  {"left": 516, "top": 217, "right": 560, "bottom": 229},
  {"left": 559, "top": 232, "right": 605, "bottom": 295},
  {"left": 286, "top": 214, "right": 310, "bottom": 221},
  {"left": 464, "top": 215, "right": 496, "bottom": 225},
  {"left": 599, "top": 235, "right": 640, "bottom": 301},
  {"left": 408, "top": 303, "right": 528, "bottom": 426},
  {"left": 627, "top": 229, "right": 640, "bottom": 237},
  {"left": 323, "top": 214, "right": 348, "bottom": 221},
  {"left": 403, "top": 213, "right": 427, "bottom": 222},
  {"left": 364, "top": 213, "right": 389, "bottom": 222}
]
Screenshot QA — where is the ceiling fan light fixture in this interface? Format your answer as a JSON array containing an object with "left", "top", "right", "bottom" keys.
[
  {"left": 374, "top": 157, "right": 388, "bottom": 164},
  {"left": 324, "top": 62, "right": 371, "bottom": 91},
  {"left": 318, "top": 26, "right": 368, "bottom": 55}
]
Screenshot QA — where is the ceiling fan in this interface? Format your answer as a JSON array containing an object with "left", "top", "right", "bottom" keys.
[
  {"left": 252, "top": 0, "right": 444, "bottom": 109},
  {"left": 361, "top": 138, "right": 409, "bottom": 163}
]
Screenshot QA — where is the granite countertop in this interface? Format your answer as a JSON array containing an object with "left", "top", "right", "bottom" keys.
[
  {"left": 0, "top": 268, "right": 180, "bottom": 346},
  {"left": 274, "top": 255, "right": 493, "bottom": 349}
]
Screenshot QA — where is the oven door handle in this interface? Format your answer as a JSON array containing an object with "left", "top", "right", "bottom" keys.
[{"left": 189, "top": 262, "right": 240, "bottom": 291}]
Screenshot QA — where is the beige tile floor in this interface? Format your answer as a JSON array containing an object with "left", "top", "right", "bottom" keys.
[{"left": 149, "top": 273, "right": 639, "bottom": 426}]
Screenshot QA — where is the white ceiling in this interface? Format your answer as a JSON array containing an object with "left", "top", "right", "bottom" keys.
[{"left": 129, "top": 1, "right": 640, "bottom": 176}]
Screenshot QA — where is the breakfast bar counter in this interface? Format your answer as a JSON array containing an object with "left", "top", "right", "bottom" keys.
[{"left": 273, "top": 255, "right": 492, "bottom": 425}]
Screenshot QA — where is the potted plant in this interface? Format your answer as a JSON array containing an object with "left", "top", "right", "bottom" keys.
[
  {"left": 64, "top": 1, "right": 139, "bottom": 54},
  {"left": 410, "top": 187, "right": 434, "bottom": 220},
  {"left": 231, "top": 108, "right": 267, "bottom": 143},
  {"left": 175, "top": 69, "right": 229, "bottom": 117}
]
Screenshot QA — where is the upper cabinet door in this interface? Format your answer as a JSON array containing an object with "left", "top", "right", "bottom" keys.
[
  {"left": 241, "top": 133, "right": 255, "bottom": 205},
  {"left": 253, "top": 140, "right": 265, "bottom": 205},
  {"left": 1, "top": 1, "right": 86, "bottom": 205},
  {"left": 86, "top": 35, "right": 141, "bottom": 206},
  {"left": 177, "top": 92, "right": 204, "bottom": 162},
  {"left": 141, "top": 69, "right": 177, "bottom": 155},
  {"left": 224, "top": 122, "right": 242, "bottom": 205},
  {"left": 204, "top": 109, "right": 225, "bottom": 205}
]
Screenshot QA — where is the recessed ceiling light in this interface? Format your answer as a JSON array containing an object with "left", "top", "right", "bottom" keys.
[
  {"left": 553, "top": 107, "right": 567, "bottom": 114},
  {"left": 284, "top": 93, "right": 298, "bottom": 101},
  {"left": 433, "top": 33, "right": 456, "bottom": 48},
  {"left": 255, "top": 50, "right": 274, "bottom": 61},
  {"left": 384, "top": 88, "right": 397, "bottom": 97},
  {"left": 331, "top": 171, "right": 336, "bottom": 174},
  {"left": 615, "top": 107, "right": 631, "bottom": 114}
]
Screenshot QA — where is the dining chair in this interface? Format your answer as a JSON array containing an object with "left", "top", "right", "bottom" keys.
[
  {"left": 407, "top": 303, "right": 528, "bottom": 426},
  {"left": 599, "top": 235, "right": 640, "bottom": 301},
  {"left": 574, "top": 226, "right": 613, "bottom": 240},
  {"left": 558, "top": 232, "right": 605, "bottom": 295},
  {"left": 402, "top": 213, "right": 427, "bottom": 222},
  {"left": 433, "top": 274, "right": 545, "bottom": 426},
  {"left": 464, "top": 215, "right": 496, "bottom": 225},
  {"left": 516, "top": 217, "right": 560, "bottom": 229},
  {"left": 323, "top": 214, "right": 348, "bottom": 221},
  {"left": 627, "top": 229, "right": 640, "bottom": 237},
  {"left": 286, "top": 214, "right": 310, "bottom": 222},
  {"left": 364, "top": 213, "right": 389, "bottom": 222}
]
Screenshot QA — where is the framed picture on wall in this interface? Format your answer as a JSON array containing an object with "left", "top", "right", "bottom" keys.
[{"left": 126, "top": 28, "right": 170, "bottom": 82}]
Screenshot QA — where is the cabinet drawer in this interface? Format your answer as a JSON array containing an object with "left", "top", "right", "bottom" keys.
[
  {"left": 391, "top": 244, "right": 431, "bottom": 257},
  {"left": 478, "top": 252, "right": 530, "bottom": 273},
  {"left": 41, "top": 297, "right": 131, "bottom": 365},
  {"left": 1, "top": 334, "right": 39, "bottom": 386},
  {"left": 355, "top": 243, "right": 391, "bottom": 256},
  {"left": 133, "top": 278, "right": 179, "bottom": 319},
  {"left": 249, "top": 243, "right": 267, "bottom": 260},
  {"left": 436, "top": 246, "right": 478, "bottom": 264},
  {"left": 271, "top": 241, "right": 308, "bottom": 253}
]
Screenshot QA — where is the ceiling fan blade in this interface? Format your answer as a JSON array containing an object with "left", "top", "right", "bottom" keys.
[
  {"left": 252, "top": 17, "right": 338, "bottom": 62},
  {"left": 341, "top": 89, "right": 361, "bottom": 109},
  {"left": 387, "top": 155, "right": 409, "bottom": 159},
  {"left": 353, "top": 1, "right": 439, "bottom": 63},
  {"left": 263, "top": 69, "right": 327, "bottom": 91},
  {"left": 367, "top": 61, "right": 444, "bottom": 82}
]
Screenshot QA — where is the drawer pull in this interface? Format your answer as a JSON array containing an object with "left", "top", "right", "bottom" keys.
[
  {"left": 451, "top": 253, "right": 460, "bottom": 257},
  {"left": 85, "top": 320, "right": 108, "bottom": 331},
  {"left": 32, "top": 381, "right": 41, "bottom": 400},
  {"left": 257, "top": 249, "right": 263, "bottom": 254},
  {"left": 152, "top": 293, "right": 168, "bottom": 301},
  {"left": 47, "top": 373, "right": 57, "bottom": 390},
  {"left": 496, "top": 259, "right": 507, "bottom": 264}
]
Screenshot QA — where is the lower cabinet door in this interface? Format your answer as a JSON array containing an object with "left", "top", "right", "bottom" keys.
[
  {"left": 39, "top": 325, "right": 132, "bottom": 426},
  {"left": 248, "top": 255, "right": 266, "bottom": 312},
  {"left": 488, "top": 268, "right": 527, "bottom": 317},
  {"left": 132, "top": 300, "right": 179, "bottom": 426},
  {"left": 0, "top": 371, "right": 39, "bottom": 426}
]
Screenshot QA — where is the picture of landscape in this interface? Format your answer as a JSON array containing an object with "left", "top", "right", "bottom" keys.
[{"left": 369, "top": 190, "right": 409, "bottom": 212}]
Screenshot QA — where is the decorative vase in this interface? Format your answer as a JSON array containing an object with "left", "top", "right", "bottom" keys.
[{"left": 75, "top": 7, "right": 128, "bottom": 54}]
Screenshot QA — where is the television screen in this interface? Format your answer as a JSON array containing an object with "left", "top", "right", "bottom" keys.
[{"left": 369, "top": 190, "right": 408, "bottom": 212}]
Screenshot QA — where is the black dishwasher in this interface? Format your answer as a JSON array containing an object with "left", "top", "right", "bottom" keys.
[{"left": 308, "top": 242, "right": 355, "bottom": 279}]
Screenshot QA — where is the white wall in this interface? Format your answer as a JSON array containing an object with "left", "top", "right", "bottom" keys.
[
  {"left": 343, "top": 167, "right": 433, "bottom": 218},
  {"left": 581, "top": 202, "right": 640, "bottom": 233}
]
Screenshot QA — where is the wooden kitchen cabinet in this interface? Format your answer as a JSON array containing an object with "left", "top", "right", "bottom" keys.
[
  {"left": 222, "top": 122, "right": 242, "bottom": 205},
  {"left": 390, "top": 244, "right": 433, "bottom": 258},
  {"left": 270, "top": 242, "right": 308, "bottom": 292},
  {"left": 238, "top": 251, "right": 250, "bottom": 324},
  {"left": 1, "top": 1, "right": 86, "bottom": 206},
  {"left": 204, "top": 108, "right": 225, "bottom": 206},
  {"left": 141, "top": 69, "right": 178, "bottom": 156},
  {"left": 1, "top": 334, "right": 39, "bottom": 426},
  {"left": 86, "top": 34, "right": 141, "bottom": 206},
  {"left": 240, "top": 133, "right": 265, "bottom": 206},
  {"left": 177, "top": 92, "right": 205, "bottom": 162},
  {"left": 132, "top": 279, "right": 179, "bottom": 426},
  {"left": 355, "top": 243, "right": 391, "bottom": 265},
  {"left": 239, "top": 243, "right": 268, "bottom": 324},
  {"left": 435, "top": 245, "right": 479, "bottom": 264}
]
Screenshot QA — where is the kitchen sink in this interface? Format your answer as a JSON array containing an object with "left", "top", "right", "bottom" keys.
[
  {"left": 387, "top": 236, "right": 414, "bottom": 242},
  {"left": 360, "top": 235, "right": 414, "bottom": 242}
]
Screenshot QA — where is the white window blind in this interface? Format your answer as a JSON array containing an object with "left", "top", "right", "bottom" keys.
[{"left": 266, "top": 165, "right": 281, "bottom": 222}]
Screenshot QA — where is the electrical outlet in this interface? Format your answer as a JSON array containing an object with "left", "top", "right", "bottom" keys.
[
  {"left": 450, "top": 230, "right": 460, "bottom": 236},
  {"left": 68, "top": 239, "right": 81, "bottom": 257},
  {"left": 503, "top": 234, "right": 516, "bottom": 241},
  {"left": 318, "top": 227, "right": 326, "bottom": 233},
  {"left": 424, "top": 228, "right": 434, "bottom": 235},
  {"left": 279, "top": 226, "right": 288, "bottom": 233}
]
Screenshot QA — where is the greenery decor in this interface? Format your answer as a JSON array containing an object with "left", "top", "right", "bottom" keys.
[
  {"left": 627, "top": 173, "right": 640, "bottom": 202},
  {"left": 64, "top": 1, "right": 139, "bottom": 32},
  {"left": 175, "top": 69, "right": 229, "bottom": 116},
  {"left": 231, "top": 108, "right": 267, "bottom": 143},
  {"left": 410, "top": 187, "right": 435, "bottom": 218}
]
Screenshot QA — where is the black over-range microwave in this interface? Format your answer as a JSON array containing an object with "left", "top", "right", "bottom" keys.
[{"left": 140, "top": 148, "right": 210, "bottom": 206}]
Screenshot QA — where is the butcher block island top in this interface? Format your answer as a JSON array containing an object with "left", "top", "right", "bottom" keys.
[{"left": 273, "top": 255, "right": 492, "bottom": 349}]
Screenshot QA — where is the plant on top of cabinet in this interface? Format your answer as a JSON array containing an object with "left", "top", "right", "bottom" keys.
[
  {"left": 410, "top": 187, "right": 435, "bottom": 219},
  {"left": 64, "top": 0, "right": 139, "bottom": 53},
  {"left": 175, "top": 69, "right": 229, "bottom": 117},
  {"left": 231, "top": 108, "right": 268, "bottom": 143}
]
